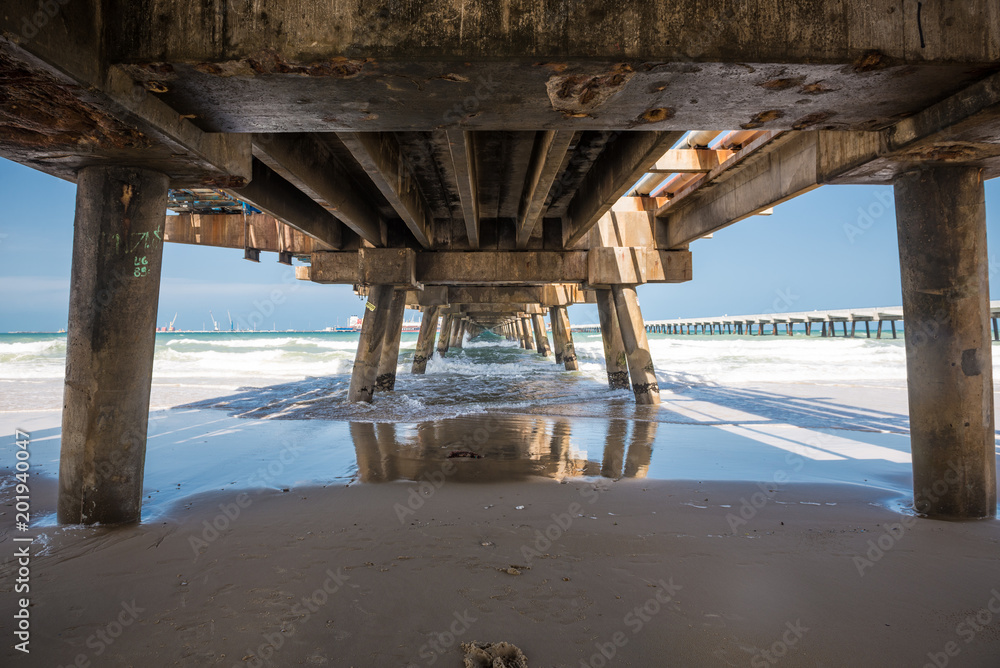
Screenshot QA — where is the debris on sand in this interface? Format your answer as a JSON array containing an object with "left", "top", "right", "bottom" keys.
[{"left": 461, "top": 641, "right": 528, "bottom": 668}]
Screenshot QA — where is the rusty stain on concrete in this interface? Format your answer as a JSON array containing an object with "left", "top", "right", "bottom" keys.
[
  {"left": 740, "top": 109, "right": 784, "bottom": 129},
  {"left": 546, "top": 64, "right": 635, "bottom": 115}
]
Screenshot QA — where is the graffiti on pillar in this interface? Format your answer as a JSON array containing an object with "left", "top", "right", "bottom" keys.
[{"left": 105, "top": 224, "right": 163, "bottom": 279}]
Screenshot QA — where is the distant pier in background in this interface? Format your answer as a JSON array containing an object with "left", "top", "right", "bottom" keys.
[
  {"left": 570, "top": 302, "right": 1000, "bottom": 341},
  {"left": 646, "top": 302, "right": 1000, "bottom": 340}
]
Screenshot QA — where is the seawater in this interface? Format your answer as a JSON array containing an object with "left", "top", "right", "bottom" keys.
[{"left": 0, "top": 329, "right": 915, "bottom": 415}]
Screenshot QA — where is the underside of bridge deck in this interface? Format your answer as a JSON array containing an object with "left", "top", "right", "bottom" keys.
[{"left": 3, "top": 1, "right": 998, "bottom": 522}]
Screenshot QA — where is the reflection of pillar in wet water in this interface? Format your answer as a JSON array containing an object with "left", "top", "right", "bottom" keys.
[
  {"left": 350, "top": 422, "right": 386, "bottom": 482},
  {"left": 624, "top": 420, "right": 657, "bottom": 478},
  {"left": 547, "top": 419, "right": 573, "bottom": 477},
  {"left": 375, "top": 422, "right": 399, "bottom": 481},
  {"left": 601, "top": 419, "right": 628, "bottom": 479}
]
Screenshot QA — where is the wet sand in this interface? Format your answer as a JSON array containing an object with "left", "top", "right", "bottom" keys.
[
  {"left": 2, "top": 477, "right": 1000, "bottom": 667},
  {"left": 2, "top": 375, "right": 999, "bottom": 666}
]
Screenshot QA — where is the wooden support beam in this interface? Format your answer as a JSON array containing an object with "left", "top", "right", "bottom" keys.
[
  {"left": 228, "top": 158, "right": 343, "bottom": 249},
  {"left": 446, "top": 131, "right": 481, "bottom": 249},
  {"left": 252, "top": 133, "right": 383, "bottom": 245},
  {"left": 164, "top": 213, "right": 331, "bottom": 254},
  {"left": 337, "top": 132, "right": 433, "bottom": 248},
  {"left": 516, "top": 131, "right": 575, "bottom": 248},
  {"left": 302, "top": 250, "right": 690, "bottom": 286},
  {"left": 564, "top": 131, "right": 685, "bottom": 248},
  {"left": 660, "top": 132, "right": 818, "bottom": 249},
  {"left": 646, "top": 149, "right": 734, "bottom": 173}
]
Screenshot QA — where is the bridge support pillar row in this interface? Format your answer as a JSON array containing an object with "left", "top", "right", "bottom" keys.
[
  {"left": 611, "top": 285, "right": 660, "bottom": 405},
  {"left": 596, "top": 289, "right": 630, "bottom": 390},
  {"left": 58, "top": 166, "right": 169, "bottom": 525},
  {"left": 412, "top": 306, "right": 440, "bottom": 374},
  {"left": 522, "top": 316, "right": 535, "bottom": 351},
  {"left": 895, "top": 165, "right": 996, "bottom": 519},
  {"left": 532, "top": 314, "right": 551, "bottom": 356},
  {"left": 348, "top": 284, "right": 395, "bottom": 402},
  {"left": 375, "top": 290, "right": 408, "bottom": 391},
  {"left": 552, "top": 306, "right": 579, "bottom": 371}
]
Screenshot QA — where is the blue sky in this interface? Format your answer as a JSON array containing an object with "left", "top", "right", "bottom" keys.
[{"left": 1, "top": 157, "right": 998, "bottom": 332}]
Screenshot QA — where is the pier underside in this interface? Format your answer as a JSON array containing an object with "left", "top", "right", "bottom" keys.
[{"left": 2, "top": 1, "right": 998, "bottom": 523}]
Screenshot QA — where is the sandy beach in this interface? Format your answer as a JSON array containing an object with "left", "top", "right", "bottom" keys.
[{"left": 2, "top": 332, "right": 999, "bottom": 666}]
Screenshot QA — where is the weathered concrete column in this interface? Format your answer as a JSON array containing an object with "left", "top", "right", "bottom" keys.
[
  {"left": 348, "top": 284, "right": 395, "bottom": 402},
  {"left": 450, "top": 317, "right": 465, "bottom": 348},
  {"left": 513, "top": 318, "right": 525, "bottom": 348},
  {"left": 58, "top": 166, "right": 169, "bottom": 525},
  {"left": 894, "top": 165, "right": 996, "bottom": 519},
  {"left": 411, "top": 306, "right": 441, "bottom": 374},
  {"left": 551, "top": 306, "right": 579, "bottom": 370},
  {"left": 437, "top": 314, "right": 453, "bottom": 354},
  {"left": 611, "top": 285, "right": 660, "bottom": 404},
  {"left": 532, "top": 314, "right": 551, "bottom": 356},
  {"left": 522, "top": 316, "right": 536, "bottom": 350},
  {"left": 375, "top": 290, "right": 408, "bottom": 391},
  {"left": 596, "top": 289, "right": 630, "bottom": 390},
  {"left": 549, "top": 312, "right": 565, "bottom": 363}
]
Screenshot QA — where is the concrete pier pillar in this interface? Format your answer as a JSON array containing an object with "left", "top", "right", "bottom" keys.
[
  {"left": 453, "top": 318, "right": 466, "bottom": 348},
  {"left": 550, "top": 313, "right": 565, "bottom": 363},
  {"left": 522, "top": 316, "right": 535, "bottom": 350},
  {"left": 611, "top": 285, "right": 660, "bottom": 405},
  {"left": 348, "top": 284, "right": 395, "bottom": 402},
  {"left": 412, "top": 306, "right": 441, "bottom": 374},
  {"left": 532, "top": 314, "right": 551, "bottom": 356},
  {"left": 596, "top": 289, "right": 630, "bottom": 390},
  {"left": 894, "top": 165, "right": 995, "bottom": 519},
  {"left": 58, "top": 166, "right": 169, "bottom": 525},
  {"left": 551, "top": 306, "right": 579, "bottom": 370},
  {"left": 515, "top": 318, "right": 526, "bottom": 348},
  {"left": 375, "top": 290, "right": 407, "bottom": 391},
  {"left": 437, "top": 314, "right": 453, "bottom": 354}
]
